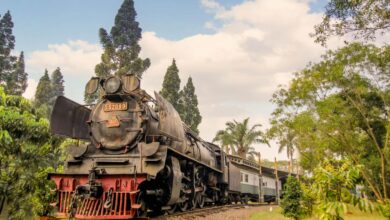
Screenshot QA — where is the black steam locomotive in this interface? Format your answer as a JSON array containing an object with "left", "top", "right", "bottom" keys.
[{"left": 48, "top": 74, "right": 249, "bottom": 219}]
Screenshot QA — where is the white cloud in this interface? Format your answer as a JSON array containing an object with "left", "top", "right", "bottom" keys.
[
  {"left": 24, "top": 40, "right": 102, "bottom": 102},
  {"left": 23, "top": 78, "right": 38, "bottom": 99},
  {"left": 26, "top": 40, "right": 102, "bottom": 77},
  {"left": 137, "top": 0, "right": 342, "bottom": 160},
  {"left": 200, "top": 0, "right": 225, "bottom": 13}
]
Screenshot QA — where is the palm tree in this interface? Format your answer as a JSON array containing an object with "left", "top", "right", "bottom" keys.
[
  {"left": 213, "top": 118, "right": 269, "bottom": 159},
  {"left": 278, "top": 130, "right": 296, "bottom": 174},
  {"left": 213, "top": 130, "right": 235, "bottom": 154}
]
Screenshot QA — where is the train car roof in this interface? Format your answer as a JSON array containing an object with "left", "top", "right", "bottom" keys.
[{"left": 227, "top": 154, "right": 294, "bottom": 179}]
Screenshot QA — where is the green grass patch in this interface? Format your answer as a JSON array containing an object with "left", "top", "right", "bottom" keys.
[{"left": 248, "top": 207, "right": 386, "bottom": 220}]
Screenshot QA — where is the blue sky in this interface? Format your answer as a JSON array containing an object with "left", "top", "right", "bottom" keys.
[
  {"left": 1, "top": 0, "right": 327, "bottom": 52},
  {"left": 1, "top": 0, "right": 239, "bottom": 51},
  {"left": 0, "top": 0, "right": 332, "bottom": 160}
]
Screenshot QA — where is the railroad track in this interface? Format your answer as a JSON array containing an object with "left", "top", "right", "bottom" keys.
[{"left": 151, "top": 203, "right": 267, "bottom": 220}]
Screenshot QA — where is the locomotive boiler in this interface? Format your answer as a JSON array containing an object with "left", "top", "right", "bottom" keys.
[{"left": 48, "top": 74, "right": 237, "bottom": 219}]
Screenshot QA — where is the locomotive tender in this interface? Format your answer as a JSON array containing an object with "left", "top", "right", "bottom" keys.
[{"left": 49, "top": 74, "right": 248, "bottom": 219}]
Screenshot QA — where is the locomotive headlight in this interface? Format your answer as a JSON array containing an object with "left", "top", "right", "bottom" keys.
[{"left": 104, "top": 76, "right": 121, "bottom": 94}]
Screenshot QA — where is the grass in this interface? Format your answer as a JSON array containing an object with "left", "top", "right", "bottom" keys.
[{"left": 248, "top": 207, "right": 386, "bottom": 220}]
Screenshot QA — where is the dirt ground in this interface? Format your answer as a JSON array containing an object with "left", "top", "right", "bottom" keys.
[{"left": 159, "top": 205, "right": 276, "bottom": 220}]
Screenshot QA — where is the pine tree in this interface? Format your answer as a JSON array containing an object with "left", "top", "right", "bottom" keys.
[
  {"left": 180, "top": 77, "right": 202, "bottom": 133},
  {"left": 34, "top": 70, "right": 52, "bottom": 107},
  {"left": 0, "top": 11, "right": 17, "bottom": 88},
  {"left": 160, "top": 59, "right": 181, "bottom": 111},
  {"left": 6, "top": 51, "right": 28, "bottom": 95},
  {"left": 51, "top": 67, "right": 64, "bottom": 97},
  {"left": 49, "top": 67, "right": 65, "bottom": 112},
  {"left": 85, "top": 0, "right": 150, "bottom": 104}
]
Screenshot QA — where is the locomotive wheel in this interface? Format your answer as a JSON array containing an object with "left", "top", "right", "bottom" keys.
[
  {"left": 166, "top": 204, "right": 177, "bottom": 215},
  {"left": 235, "top": 196, "right": 240, "bottom": 204},
  {"left": 136, "top": 192, "right": 147, "bottom": 217},
  {"left": 190, "top": 197, "right": 196, "bottom": 210},
  {"left": 241, "top": 195, "right": 249, "bottom": 205},
  {"left": 178, "top": 201, "right": 188, "bottom": 212},
  {"left": 196, "top": 193, "right": 205, "bottom": 208}
]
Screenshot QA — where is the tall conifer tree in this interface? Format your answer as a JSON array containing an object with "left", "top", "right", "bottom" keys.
[
  {"left": 180, "top": 77, "right": 202, "bottom": 133},
  {"left": 85, "top": 0, "right": 150, "bottom": 104},
  {"left": 34, "top": 70, "right": 52, "bottom": 107},
  {"left": 160, "top": 59, "right": 181, "bottom": 111},
  {"left": 51, "top": 67, "right": 64, "bottom": 97},
  {"left": 6, "top": 51, "right": 28, "bottom": 95},
  {"left": 0, "top": 11, "right": 16, "bottom": 87},
  {"left": 49, "top": 67, "right": 64, "bottom": 111}
]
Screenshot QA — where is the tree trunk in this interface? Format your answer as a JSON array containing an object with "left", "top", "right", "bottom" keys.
[{"left": 238, "top": 146, "right": 246, "bottom": 158}]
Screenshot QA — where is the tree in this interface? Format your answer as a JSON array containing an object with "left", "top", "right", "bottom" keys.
[
  {"left": 48, "top": 67, "right": 65, "bottom": 115},
  {"left": 180, "top": 77, "right": 202, "bottom": 133},
  {"left": 5, "top": 51, "right": 28, "bottom": 96},
  {"left": 313, "top": 0, "right": 390, "bottom": 45},
  {"left": 0, "top": 11, "right": 16, "bottom": 88},
  {"left": 213, "top": 118, "right": 269, "bottom": 158},
  {"left": 268, "top": 121, "right": 296, "bottom": 174},
  {"left": 280, "top": 176, "right": 304, "bottom": 220},
  {"left": 213, "top": 129, "right": 235, "bottom": 154},
  {"left": 160, "top": 59, "right": 181, "bottom": 111},
  {"left": 0, "top": 87, "right": 61, "bottom": 219},
  {"left": 270, "top": 43, "right": 390, "bottom": 202},
  {"left": 51, "top": 67, "right": 64, "bottom": 98},
  {"left": 34, "top": 70, "right": 52, "bottom": 108},
  {"left": 85, "top": 0, "right": 150, "bottom": 104}
]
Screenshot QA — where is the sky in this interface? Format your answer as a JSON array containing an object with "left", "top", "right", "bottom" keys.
[{"left": 2, "top": 0, "right": 381, "bottom": 161}]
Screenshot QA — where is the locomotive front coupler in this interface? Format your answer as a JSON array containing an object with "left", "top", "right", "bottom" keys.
[{"left": 74, "top": 167, "right": 103, "bottom": 199}]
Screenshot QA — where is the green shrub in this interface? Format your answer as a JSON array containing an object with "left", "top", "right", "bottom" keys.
[{"left": 280, "top": 176, "right": 304, "bottom": 220}]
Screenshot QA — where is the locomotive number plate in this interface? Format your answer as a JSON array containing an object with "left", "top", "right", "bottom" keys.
[{"left": 103, "top": 102, "right": 128, "bottom": 112}]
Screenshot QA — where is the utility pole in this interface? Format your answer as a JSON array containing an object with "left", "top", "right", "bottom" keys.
[
  {"left": 258, "top": 152, "right": 264, "bottom": 203},
  {"left": 274, "top": 157, "right": 279, "bottom": 205}
]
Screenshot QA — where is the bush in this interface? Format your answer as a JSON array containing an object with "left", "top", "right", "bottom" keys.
[{"left": 280, "top": 176, "right": 304, "bottom": 220}]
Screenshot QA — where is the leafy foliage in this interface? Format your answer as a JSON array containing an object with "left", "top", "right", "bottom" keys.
[
  {"left": 280, "top": 176, "right": 304, "bottom": 220},
  {"left": 378, "top": 200, "right": 390, "bottom": 219},
  {"left": 85, "top": 0, "right": 150, "bottom": 104},
  {"left": 311, "top": 159, "right": 373, "bottom": 220},
  {"left": 270, "top": 43, "right": 390, "bottom": 202},
  {"left": 0, "top": 87, "right": 62, "bottom": 219},
  {"left": 213, "top": 118, "right": 268, "bottom": 158},
  {"left": 313, "top": 0, "right": 390, "bottom": 45}
]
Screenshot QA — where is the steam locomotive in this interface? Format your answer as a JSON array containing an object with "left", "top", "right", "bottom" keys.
[{"left": 48, "top": 74, "right": 250, "bottom": 219}]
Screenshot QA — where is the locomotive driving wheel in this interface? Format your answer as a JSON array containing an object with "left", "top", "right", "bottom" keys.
[
  {"left": 136, "top": 191, "right": 147, "bottom": 217},
  {"left": 166, "top": 204, "right": 177, "bottom": 215},
  {"left": 196, "top": 192, "right": 205, "bottom": 208},
  {"left": 178, "top": 199, "right": 188, "bottom": 212}
]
